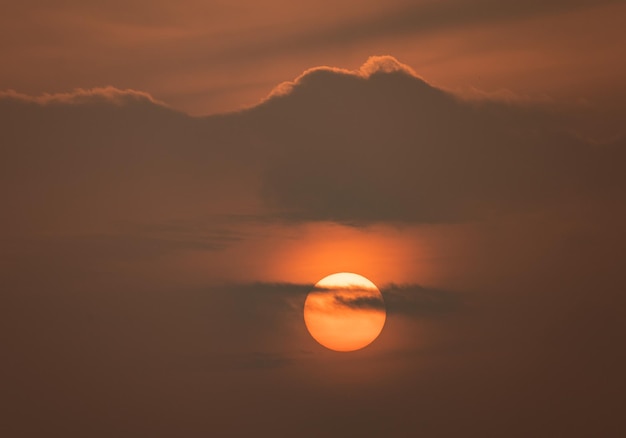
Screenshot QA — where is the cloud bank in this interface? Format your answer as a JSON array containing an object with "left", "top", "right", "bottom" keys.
[
  {"left": 252, "top": 56, "right": 623, "bottom": 223},
  {"left": 2, "top": 55, "right": 622, "bottom": 232}
]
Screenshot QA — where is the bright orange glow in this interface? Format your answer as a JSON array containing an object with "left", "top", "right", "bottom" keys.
[
  {"left": 261, "top": 222, "right": 428, "bottom": 286},
  {"left": 304, "top": 273, "right": 386, "bottom": 352}
]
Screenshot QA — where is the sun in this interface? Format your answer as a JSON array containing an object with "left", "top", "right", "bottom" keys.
[{"left": 303, "top": 272, "right": 386, "bottom": 352}]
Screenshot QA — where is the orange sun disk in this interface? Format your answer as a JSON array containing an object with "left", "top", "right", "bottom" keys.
[{"left": 304, "top": 272, "right": 386, "bottom": 352}]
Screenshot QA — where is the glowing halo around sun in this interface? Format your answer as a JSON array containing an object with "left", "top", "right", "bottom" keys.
[{"left": 303, "top": 273, "right": 386, "bottom": 352}]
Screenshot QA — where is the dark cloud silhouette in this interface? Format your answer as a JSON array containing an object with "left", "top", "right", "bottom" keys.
[
  {"left": 218, "top": 281, "right": 459, "bottom": 319},
  {"left": 325, "top": 283, "right": 460, "bottom": 316},
  {"left": 0, "top": 88, "right": 237, "bottom": 234},
  {"left": 2, "top": 56, "right": 622, "bottom": 231},
  {"left": 251, "top": 56, "right": 623, "bottom": 223},
  {"left": 333, "top": 294, "right": 385, "bottom": 310}
]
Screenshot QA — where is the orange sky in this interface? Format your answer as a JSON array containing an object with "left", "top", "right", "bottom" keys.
[{"left": 2, "top": 1, "right": 625, "bottom": 117}]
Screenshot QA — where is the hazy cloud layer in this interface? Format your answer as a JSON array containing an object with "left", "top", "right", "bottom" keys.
[{"left": 3, "top": 244, "right": 624, "bottom": 437}]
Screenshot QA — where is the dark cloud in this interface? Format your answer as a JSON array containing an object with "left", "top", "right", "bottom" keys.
[
  {"left": 0, "top": 88, "right": 242, "bottom": 234},
  {"left": 382, "top": 283, "right": 461, "bottom": 317},
  {"left": 312, "top": 285, "right": 379, "bottom": 293},
  {"left": 333, "top": 293, "right": 385, "bottom": 310},
  {"left": 325, "top": 283, "right": 460, "bottom": 316},
  {"left": 2, "top": 56, "right": 621, "bottom": 231},
  {"left": 221, "top": 281, "right": 460, "bottom": 319},
  {"left": 252, "top": 57, "right": 623, "bottom": 223}
]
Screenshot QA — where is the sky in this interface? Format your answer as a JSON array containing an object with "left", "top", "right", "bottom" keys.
[{"left": 1, "top": 1, "right": 625, "bottom": 437}]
